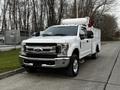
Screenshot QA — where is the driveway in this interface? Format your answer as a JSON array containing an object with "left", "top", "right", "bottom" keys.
[{"left": 0, "top": 41, "right": 120, "bottom": 90}]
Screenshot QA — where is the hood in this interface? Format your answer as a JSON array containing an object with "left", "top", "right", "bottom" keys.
[{"left": 23, "top": 36, "right": 77, "bottom": 44}]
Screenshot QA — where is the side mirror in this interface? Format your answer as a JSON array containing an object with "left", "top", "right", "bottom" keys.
[
  {"left": 32, "top": 32, "right": 40, "bottom": 37},
  {"left": 87, "top": 31, "right": 94, "bottom": 38}
]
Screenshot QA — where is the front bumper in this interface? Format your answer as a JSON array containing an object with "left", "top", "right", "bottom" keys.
[{"left": 19, "top": 55, "right": 70, "bottom": 68}]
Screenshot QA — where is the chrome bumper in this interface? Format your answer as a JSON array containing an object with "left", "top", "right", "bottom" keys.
[{"left": 19, "top": 55, "right": 70, "bottom": 68}]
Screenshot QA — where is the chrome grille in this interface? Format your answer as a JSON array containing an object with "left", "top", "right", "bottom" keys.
[{"left": 25, "top": 43, "right": 57, "bottom": 58}]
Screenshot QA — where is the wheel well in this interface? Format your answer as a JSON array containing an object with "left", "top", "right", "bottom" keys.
[
  {"left": 72, "top": 49, "right": 79, "bottom": 58},
  {"left": 96, "top": 45, "right": 100, "bottom": 52}
]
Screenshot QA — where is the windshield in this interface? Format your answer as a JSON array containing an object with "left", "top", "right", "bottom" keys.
[{"left": 41, "top": 26, "right": 78, "bottom": 36}]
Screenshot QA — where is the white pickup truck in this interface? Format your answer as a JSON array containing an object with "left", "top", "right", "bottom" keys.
[{"left": 19, "top": 18, "right": 101, "bottom": 76}]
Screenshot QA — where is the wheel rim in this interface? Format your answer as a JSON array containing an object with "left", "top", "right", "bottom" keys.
[{"left": 73, "top": 59, "right": 79, "bottom": 73}]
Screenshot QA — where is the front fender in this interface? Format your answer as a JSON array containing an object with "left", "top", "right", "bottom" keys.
[{"left": 67, "top": 43, "right": 80, "bottom": 57}]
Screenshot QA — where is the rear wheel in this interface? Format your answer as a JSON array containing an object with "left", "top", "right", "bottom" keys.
[
  {"left": 91, "top": 53, "right": 98, "bottom": 59},
  {"left": 66, "top": 54, "right": 79, "bottom": 77},
  {"left": 91, "top": 46, "right": 99, "bottom": 59}
]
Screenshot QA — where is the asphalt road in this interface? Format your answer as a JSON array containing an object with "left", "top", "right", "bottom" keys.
[{"left": 0, "top": 41, "right": 120, "bottom": 90}]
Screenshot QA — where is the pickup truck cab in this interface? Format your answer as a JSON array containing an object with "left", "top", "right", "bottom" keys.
[{"left": 19, "top": 18, "right": 101, "bottom": 77}]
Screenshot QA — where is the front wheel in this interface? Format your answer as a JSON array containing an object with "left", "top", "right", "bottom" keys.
[{"left": 66, "top": 54, "right": 79, "bottom": 77}]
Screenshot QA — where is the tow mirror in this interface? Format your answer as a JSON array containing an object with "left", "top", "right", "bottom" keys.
[{"left": 87, "top": 31, "right": 94, "bottom": 38}]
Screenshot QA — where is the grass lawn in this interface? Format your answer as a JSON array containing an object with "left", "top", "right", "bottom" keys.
[{"left": 0, "top": 49, "right": 21, "bottom": 73}]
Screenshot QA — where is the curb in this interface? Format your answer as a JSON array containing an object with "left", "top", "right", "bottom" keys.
[{"left": 0, "top": 68, "right": 25, "bottom": 80}]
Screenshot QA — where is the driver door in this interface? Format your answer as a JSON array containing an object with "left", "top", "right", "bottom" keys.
[{"left": 79, "top": 27, "right": 91, "bottom": 58}]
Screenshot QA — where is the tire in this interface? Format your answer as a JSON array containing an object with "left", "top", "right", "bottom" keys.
[
  {"left": 66, "top": 54, "right": 79, "bottom": 77},
  {"left": 24, "top": 67, "right": 37, "bottom": 73},
  {"left": 91, "top": 53, "right": 98, "bottom": 59},
  {"left": 91, "top": 46, "right": 99, "bottom": 59}
]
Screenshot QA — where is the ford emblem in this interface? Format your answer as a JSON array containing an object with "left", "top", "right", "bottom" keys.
[{"left": 34, "top": 48, "right": 43, "bottom": 52}]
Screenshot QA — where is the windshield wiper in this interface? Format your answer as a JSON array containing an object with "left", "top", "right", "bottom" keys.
[
  {"left": 42, "top": 34, "right": 53, "bottom": 36},
  {"left": 42, "top": 34, "right": 67, "bottom": 36}
]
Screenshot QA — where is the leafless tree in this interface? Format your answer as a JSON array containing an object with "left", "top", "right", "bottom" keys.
[
  {"left": 0, "top": 0, "right": 118, "bottom": 41},
  {"left": 1, "top": 0, "right": 8, "bottom": 34}
]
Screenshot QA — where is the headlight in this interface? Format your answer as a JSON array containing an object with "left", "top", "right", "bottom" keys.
[{"left": 57, "top": 43, "right": 69, "bottom": 57}]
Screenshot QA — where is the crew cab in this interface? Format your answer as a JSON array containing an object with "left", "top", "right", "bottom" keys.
[{"left": 19, "top": 18, "right": 101, "bottom": 77}]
